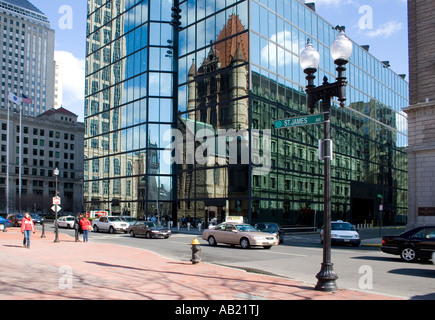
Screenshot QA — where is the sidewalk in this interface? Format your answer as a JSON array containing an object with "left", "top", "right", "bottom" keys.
[{"left": 0, "top": 228, "right": 403, "bottom": 300}]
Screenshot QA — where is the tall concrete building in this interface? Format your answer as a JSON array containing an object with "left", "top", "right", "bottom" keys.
[
  {"left": 0, "top": 0, "right": 55, "bottom": 116},
  {"left": 85, "top": 0, "right": 408, "bottom": 226},
  {"left": 404, "top": 0, "right": 435, "bottom": 228}
]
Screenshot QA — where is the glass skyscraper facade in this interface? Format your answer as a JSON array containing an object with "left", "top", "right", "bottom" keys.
[{"left": 85, "top": 0, "right": 408, "bottom": 227}]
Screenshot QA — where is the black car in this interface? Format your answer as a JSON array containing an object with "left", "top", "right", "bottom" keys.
[
  {"left": 381, "top": 226, "right": 435, "bottom": 262},
  {"left": 254, "top": 222, "right": 285, "bottom": 244},
  {"left": 127, "top": 221, "right": 172, "bottom": 239}
]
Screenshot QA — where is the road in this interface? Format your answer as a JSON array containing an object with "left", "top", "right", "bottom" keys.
[{"left": 44, "top": 224, "right": 435, "bottom": 300}]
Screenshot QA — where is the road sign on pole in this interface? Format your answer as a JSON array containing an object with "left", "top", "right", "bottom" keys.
[
  {"left": 274, "top": 114, "right": 324, "bottom": 129},
  {"left": 53, "top": 196, "right": 61, "bottom": 205}
]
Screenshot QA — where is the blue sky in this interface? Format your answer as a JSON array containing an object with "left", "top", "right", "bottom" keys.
[{"left": 28, "top": 0, "right": 409, "bottom": 122}]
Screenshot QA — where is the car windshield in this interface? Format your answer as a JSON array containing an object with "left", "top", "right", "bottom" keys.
[
  {"left": 258, "top": 224, "right": 279, "bottom": 232},
  {"left": 236, "top": 224, "right": 258, "bottom": 232},
  {"left": 146, "top": 222, "right": 163, "bottom": 228},
  {"left": 66, "top": 217, "right": 74, "bottom": 221},
  {"left": 17, "top": 215, "right": 24, "bottom": 219},
  {"left": 331, "top": 223, "right": 354, "bottom": 231},
  {"left": 108, "top": 217, "right": 122, "bottom": 222}
]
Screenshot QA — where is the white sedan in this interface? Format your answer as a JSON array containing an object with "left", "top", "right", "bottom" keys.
[{"left": 57, "top": 216, "right": 75, "bottom": 229}]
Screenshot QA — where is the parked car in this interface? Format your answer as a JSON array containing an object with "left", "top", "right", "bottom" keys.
[
  {"left": 320, "top": 221, "right": 360, "bottom": 247},
  {"left": 254, "top": 222, "right": 285, "bottom": 244},
  {"left": 381, "top": 226, "right": 435, "bottom": 262},
  {"left": 119, "top": 215, "right": 139, "bottom": 226},
  {"left": 127, "top": 221, "right": 172, "bottom": 239},
  {"left": 57, "top": 216, "right": 75, "bottom": 229},
  {"left": 202, "top": 222, "right": 278, "bottom": 249},
  {"left": 31, "top": 214, "right": 45, "bottom": 225},
  {"left": 0, "top": 216, "right": 12, "bottom": 231},
  {"left": 7, "top": 214, "right": 23, "bottom": 227},
  {"left": 92, "top": 216, "right": 129, "bottom": 233}
]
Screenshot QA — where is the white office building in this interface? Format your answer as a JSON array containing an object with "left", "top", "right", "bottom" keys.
[{"left": 0, "top": 0, "right": 55, "bottom": 116}]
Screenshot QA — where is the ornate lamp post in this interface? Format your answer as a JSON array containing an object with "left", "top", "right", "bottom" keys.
[{"left": 299, "top": 26, "right": 352, "bottom": 292}]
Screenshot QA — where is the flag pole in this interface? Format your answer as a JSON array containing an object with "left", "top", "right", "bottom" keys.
[{"left": 6, "top": 100, "right": 10, "bottom": 216}]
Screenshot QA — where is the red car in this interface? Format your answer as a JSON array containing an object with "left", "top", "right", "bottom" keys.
[{"left": 6, "top": 214, "right": 24, "bottom": 227}]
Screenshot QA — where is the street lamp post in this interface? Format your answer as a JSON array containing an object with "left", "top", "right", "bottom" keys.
[
  {"left": 53, "top": 167, "right": 60, "bottom": 243},
  {"left": 299, "top": 26, "right": 352, "bottom": 292}
]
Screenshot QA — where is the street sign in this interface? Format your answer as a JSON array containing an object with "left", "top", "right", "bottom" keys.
[
  {"left": 53, "top": 196, "right": 61, "bottom": 205},
  {"left": 51, "top": 205, "right": 61, "bottom": 212},
  {"left": 274, "top": 114, "right": 324, "bottom": 129}
]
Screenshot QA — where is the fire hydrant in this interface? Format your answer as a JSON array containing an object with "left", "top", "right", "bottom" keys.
[{"left": 190, "top": 238, "right": 201, "bottom": 264}]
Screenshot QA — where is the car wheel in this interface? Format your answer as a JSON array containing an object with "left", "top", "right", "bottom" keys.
[
  {"left": 208, "top": 236, "right": 217, "bottom": 246},
  {"left": 94, "top": 225, "right": 99, "bottom": 232},
  {"left": 129, "top": 230, "right": 135, "bottom": 237},
  {"left": 401, "top": 246, "right": 417, "bottom": 262},
  {"left": 109, "top": 226, "right": 115, "bottom": 234},
  {"left": 263, "top": 246, "right": 272, "bottom": 249},
  {"left": 240, "top": 238, "right": 250, "bottom": 249},
  {"left": 146, "top": 231, "right": 152, "bottom": 239}
]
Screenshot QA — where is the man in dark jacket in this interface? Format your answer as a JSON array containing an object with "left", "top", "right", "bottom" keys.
[{"left": 74, "top": 213, "right": 82, "bottom": 242}]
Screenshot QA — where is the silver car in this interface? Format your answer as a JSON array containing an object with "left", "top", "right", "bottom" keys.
[{"left": 202, "top": 222, "right": 278, "bottom": 249}]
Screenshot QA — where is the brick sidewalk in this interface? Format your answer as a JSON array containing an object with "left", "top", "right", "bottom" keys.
[{"left": 0, "top": 228, "right": 403, "bottom": 300}]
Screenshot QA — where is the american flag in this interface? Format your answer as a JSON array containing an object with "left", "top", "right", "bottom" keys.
[{"left": 22, "top": 94, "right": 33, "bottom": 104}]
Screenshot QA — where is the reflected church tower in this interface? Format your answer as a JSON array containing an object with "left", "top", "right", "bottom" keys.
[{"left": 178, "top": 14, "right": 250, "bottom": 220}]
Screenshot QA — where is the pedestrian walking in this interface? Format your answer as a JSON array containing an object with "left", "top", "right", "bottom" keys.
[
  {"left": 79, "top": 215, "right": 91, "bottom": 242},
  {"left": 74, "top": 213, "right": 82, "bottom": 242},
  {"left": 21, "top": 212, "right": 35, "bottom": 248}
]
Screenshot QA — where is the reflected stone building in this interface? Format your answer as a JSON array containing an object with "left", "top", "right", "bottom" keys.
[{"left": 85, "top": 0, "right": 408, "bottom": 227}]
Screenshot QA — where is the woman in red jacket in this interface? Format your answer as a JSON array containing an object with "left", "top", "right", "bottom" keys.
[
  {"left": 21, "top": 212, "right": 35, "bottom": 248},
  {"left": 79, "top": 216, "right": 91, "bottom": 242}
]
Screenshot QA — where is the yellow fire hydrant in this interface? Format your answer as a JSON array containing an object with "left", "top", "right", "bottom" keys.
[{"left": 190, "top": 238, "right": 201, "bottom": 264}]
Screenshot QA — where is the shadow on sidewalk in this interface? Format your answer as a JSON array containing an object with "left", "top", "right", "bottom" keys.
[{"left": 84, "top": 260, "right": 315, "bottom": 292}]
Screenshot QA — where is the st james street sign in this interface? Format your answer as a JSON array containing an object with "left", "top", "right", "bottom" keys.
[{"left": 274, "top": 114, "right": 324, "bottom": 129}]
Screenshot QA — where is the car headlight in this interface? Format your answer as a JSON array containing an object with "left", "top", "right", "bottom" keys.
[
  {"left": 151, "top": 230, "right": 160, "bottom": 233},
  {"left": 331, "top": 234, "right": 339, "bottom": 238}
]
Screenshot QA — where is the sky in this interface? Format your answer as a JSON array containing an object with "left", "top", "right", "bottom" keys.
[{"left": 28, "top": 0, "right": 409, "bottom": 123}]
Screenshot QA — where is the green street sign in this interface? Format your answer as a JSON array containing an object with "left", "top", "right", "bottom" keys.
[{"left": 274, "top": 114, "right": 324, "bottom": 129}]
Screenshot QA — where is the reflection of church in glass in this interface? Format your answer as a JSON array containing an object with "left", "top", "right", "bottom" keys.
[
  {"left": 177, "top": 13, "right": 407, "bottom": 226},
  {"left": 178, "top": 14, "right": 250, "bottom": 222}
]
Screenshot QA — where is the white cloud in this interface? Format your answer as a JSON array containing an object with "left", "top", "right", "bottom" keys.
[
  {"left": 260, "top": 30, "right": 301, "bottom": 67},
  {"left": 54, "top": 50, "right": 85, "bottom": 121},
  {"left": 365, "top": 21, "right": 403, "bottom": 38}
]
